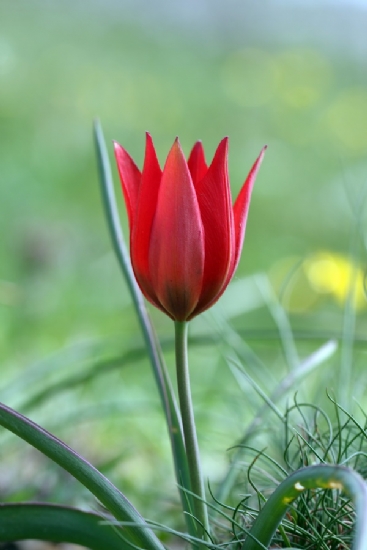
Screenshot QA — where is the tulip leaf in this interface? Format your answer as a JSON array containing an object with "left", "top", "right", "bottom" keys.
[
  {"left": 0, "top": 402, "right": 164, "bottom": 550},
  {"left": 0, "top": 503, "right": 125, "bottom": 550},
  {"left": 93, "top": 121, "right": 196, "bottom": 535}
]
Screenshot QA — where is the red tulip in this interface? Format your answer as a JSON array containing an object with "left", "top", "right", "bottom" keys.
[{"left": 114, "top": 134, "right": 266, "bottom": 322}]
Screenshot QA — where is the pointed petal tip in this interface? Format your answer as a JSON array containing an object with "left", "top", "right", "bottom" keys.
[
  {"left": 145, "top": 132, "right": 155, "bottom": 148},
  {"left": 170, "top": 137, "right": 184, "bottom": 155},
  {"left": 187, "top": 140, "right": 208, "bottom": 184},
  {"left": 143, "top": 132, "right": 162, "bottom": 171},
  {"left": 189, "top": 140, "right": 204, "bottom": 157},
  {"left": 215, "top": 136, "right": 229, "bottom": 158},
  {"left": 191, "top": 139, "right": 203, "bottom": 149},
  {"left": 207, "top": 137, "right": 229, "bottom": 165},
  {"left": 256, "top": 145, "right": 267, "bottom": 164},
  {"left": 113, "top": 140, "right": 130, "bottom": 160}
]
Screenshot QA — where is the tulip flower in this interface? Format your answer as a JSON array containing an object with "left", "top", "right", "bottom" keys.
[{"left": 114, "top": 134, "right": 265, "bottom": 322}]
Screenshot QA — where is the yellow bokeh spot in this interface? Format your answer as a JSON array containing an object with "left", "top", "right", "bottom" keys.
[
  {"left": 222, "top": 47, "right": 332, "bottom": 113},
  {"left": 326, "top": 87, "right": 367, "bottom": 154},
  {"left": 304, "top": 252, "right": 366, "bottom": 310},
  {"left": 270, "top": 252, "right": 367, "bottom": 312},
  {"left": 273, "top": 49, "right": 332, "bottom": 109}
]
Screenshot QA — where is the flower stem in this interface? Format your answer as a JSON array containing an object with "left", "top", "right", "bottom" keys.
[{"left": 174, "top": 321, "right": 209, "bottom": 543}]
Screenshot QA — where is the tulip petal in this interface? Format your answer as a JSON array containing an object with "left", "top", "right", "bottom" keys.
[
  {"left": 189, "top": 145, "right": 266, "bottom": 319},
  {"left": 192, "top": 138, "right": 235, "bottom": 315},
  {"left": 232, "top": 146, "right": 267, "bottom": 272},
  {"left": 129, "top": 133, "right": 163, "bottom": 308},
  {"left": 187, "top": 141, "right": 208, "bottom": 186},
  {"left": 149, "top": 139, "right": 205, "bottom": 321},
  {"left": 113, "top": 141, "right": 141, "bottom": 230}
]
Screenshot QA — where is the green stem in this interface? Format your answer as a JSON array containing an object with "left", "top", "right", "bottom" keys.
[
  {"left": 242, "top": 464, "right": 367, "bottom": 550},
  {"left": 174, "top": 321, "right": 209, "bottom": 542}
]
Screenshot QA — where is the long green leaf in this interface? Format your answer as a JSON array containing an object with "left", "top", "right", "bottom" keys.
[
  {"left": 93, "top": 121, "right": 195, "bottom": 534},
  {"left": 0, "top": 402, "right": 164, "bottom": 550},
  {"left": 0, "top": 503, "right": 125, "bottom": 550}
]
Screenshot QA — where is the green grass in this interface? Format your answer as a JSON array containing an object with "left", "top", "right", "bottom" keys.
[{"left": 1, "top": 0, "right": 367, "bottom": 542}]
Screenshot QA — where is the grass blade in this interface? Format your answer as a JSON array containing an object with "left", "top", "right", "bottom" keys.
[
  {"left": 215, "top": 340, "right": 337, "bottom": 505},
  {"left": 93, "top": 121, "right": 195, "bottom": 534}
]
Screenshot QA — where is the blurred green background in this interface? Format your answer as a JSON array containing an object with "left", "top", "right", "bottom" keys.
[{"left": 1, "top": 0, "right": 367, "bottom": 530}]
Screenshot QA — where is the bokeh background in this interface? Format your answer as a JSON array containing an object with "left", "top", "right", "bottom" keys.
[{"left": 1, "top": 0, "right": 367, "bottom": 532}]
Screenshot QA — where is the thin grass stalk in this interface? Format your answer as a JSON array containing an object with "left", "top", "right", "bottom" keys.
[
  {"left": 215, "top": 340, "right": 337, "bottom": 505},
  {"left": 93, "top": 120, "right": 195, "bottom": 535}
]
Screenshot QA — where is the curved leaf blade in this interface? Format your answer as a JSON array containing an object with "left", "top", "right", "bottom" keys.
[
  {"left": 0, "top": 402, "right": 164, "bottom": 550},
  {"left": 242, "top": 464, "right": 367, "bottom": 550},
  {"left": 0, "top": 503, "right": 125, "bottom": 550}
]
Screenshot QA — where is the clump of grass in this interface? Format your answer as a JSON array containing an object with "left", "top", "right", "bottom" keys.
[{"left": 225, "top": 397, "right": 367, "bottom": 549}]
